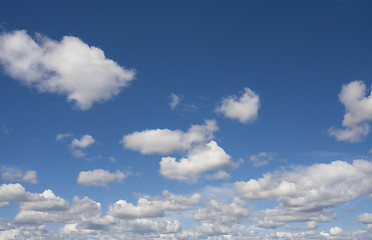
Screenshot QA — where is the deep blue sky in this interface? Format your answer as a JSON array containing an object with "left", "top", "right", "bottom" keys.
[{"left": 1, "top": 1, "right": 372, "bottom": 239}]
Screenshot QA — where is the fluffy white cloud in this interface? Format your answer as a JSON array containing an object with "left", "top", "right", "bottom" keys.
[
  {"left": 235, "top": 159, "right": 372, "bottom": 228},
  {"left": 1, "top": 170, "right": 38, "bottom": 184},
  {"left": 249, "top": 152, "right": 274, "bottom": 167},
  {"left": 71, "top": 135, "right": 95, "bottom": 148},
  {"left": 329, "top": 81, "right": 372, "bottom": 142},
  {"left": 0, "top": 30, "right": 135, "bottom": 110},
  {"left": 159, "top": 141, "right": 233, "bottom": 183},
  {"left": 108, "top": 190, "right": 200, "bottom": 219},
  {"left": 122, "top": 120, "right": 218, "bottom": 154},
  {"left": 77, "top": 169, "right": 128, "bottom": 187},
  {"left": 169, "top": 93, "right": 181, "bottom": 109},
  {"left": 216, "top": 87, "right": 260, "bottom": 124}
]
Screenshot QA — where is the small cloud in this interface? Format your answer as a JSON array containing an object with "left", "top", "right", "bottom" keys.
[
  {"left": 216, "top": 87, "right": 260, "bottom": 124},
  {"left": 109, "top": 157, "right": 117, "bottom": 163},
  {"left": 169, "top": 93, "right": 182, "bottom": 109},
  {"left": 329, "top": 81, "right": 372, "bottom": 142},
  {"left": 1, "top": 125, "right": 13, "bottom": 135},
  {"left": 1, "top": 169, "right": 38, "bottom": 184},
  {"left": 249, "top": 152, "right": 275, "bottom": 167},
  {"left": 77, "top": 169, "right": 129, "bottom": 187},
  {"left": 205, "top": 171, "right": 231, "bottom": 180},
  {"left": 71, "top": 135, "right": 95, "bottom": 148},
  {"left": 56, "top": 133, "right": 73, "bottom": 141}
]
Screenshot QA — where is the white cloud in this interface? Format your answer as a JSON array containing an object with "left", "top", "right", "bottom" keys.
[
  {"left": 122, "top": 120, "right": 218, "bottom": 154},
  {"left": 249, "top": 152, "right": 274, "bottom": 167},
  {"left": 235, "top": 159, "right": 372, "bottom": 228},
  {"left": 56, "top": 133, "right": 73, "bottom": 141},
  {"left": 1, "top": 170, "right": 38, "bottom": 184},
  {"left": 20, "top": 189, "right": 69, "bottom": 211},
  {"left": 216, "top": 87, "right": 260, "bottom": 124},
  {"left": 169, "top": 93, "right": 181, "bottom": 109},
  {"left": 108, "top": 190, "right": 200, "bottom": 219},
  {"left": 329, "top": 81, "right": 372, "bottom": 142},
  {"left": 330, "top": 226, "right": 343, "bottom": 235},
  {"left": 159, "top": 141, "right": 233, "bottom": 183},
  {"left": 71, "top": 135, "right": 95, "bottom": 148},
  {"left": 0, "top": 30, "right": 135, "bottom": 110},
  {"left": 77, "top": 169, "right": 128, "bottom": 187},
  {"left": 356, "top": 213, "right": 372, "bottom": 224},
  {"left": 193, "top": 197, "right": 249, "bottom": 224}
]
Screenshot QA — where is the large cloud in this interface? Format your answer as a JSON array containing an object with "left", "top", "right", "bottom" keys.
[
  {"left": 122, "top": 120, "right": 218, "bottom": 154},
  {"left": 77, "top": 169, "right": 129, "bottom": 187},
  {"left": 216, "top": 87, "right": 260, "bottom": 124},
  {"left": 235, "top": 159, "right": 372, "bottom": 228},
  {"left": 329, "top": 81, "right": 372, "bottom": 142},
  {"left": 159, "top": 140, "right": 234, "bottom": 183},
  {"left": 0, "top": 30, "right": 135, "bottom": 110}
]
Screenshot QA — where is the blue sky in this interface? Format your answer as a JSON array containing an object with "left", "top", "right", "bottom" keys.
[{"left": 1, "top": 0, "right": 372, "bottom": 239}]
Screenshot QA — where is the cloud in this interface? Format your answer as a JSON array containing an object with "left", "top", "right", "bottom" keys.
[
  {"left": 56, "top": 133, "right": 73, "bottom": 141},
  {"left": 216, "top": 87, "right": 260, "bottom": 124},
  {"left": 235, "top": 159, "right": 372, "bottom": 228},
  {"left": 356, "top": 213, "right": 372, "bottom": 224},
  {"left": 122, "top": 120, "right": 218, "bottom": 155},
  {"left": 1, "top": 170, "right": 38, "bottom": 184},
  {"left": 77, "top": 169, "right": 128, "bottom": 187},
  {"left": 192, "top": 197, "right": 249, "bottom": 224},
  {"left": 19, "top": 189, "right": 69, "bottom": 211},
  {"left": 0, "top": 30, "right": 135, "bottom": 110},
  {"left": 159, "top": 141, "right": 233, "bottom": 183},
  {"left": 249, "top": 152, "right": 274, "bottom": 167},
  {"left": 330, "top": 226, "right": 343, "bottom": 235},
  {"left": 329, "top": 81, "right": 372, "bottom": 142},
  {"left": 108, "top": 190, "right": 201, "bottom": 219},
  {"left": 169, "top": 93, "right": 181, "bottom": 109},
  {"left": 70, "top": 135, "right": 95, "bottom": 148}
]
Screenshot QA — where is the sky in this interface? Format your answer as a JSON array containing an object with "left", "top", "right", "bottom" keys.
[{"left": 1, "top": 0, "right": 372, "bottom": 239}]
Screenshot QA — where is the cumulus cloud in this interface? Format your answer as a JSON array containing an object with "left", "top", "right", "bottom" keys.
[
  {"left": 159, "top": 141, "right": 233, "bottom": 183},
  {"left": 108, "top": 190, "right": 201, "bottom": 219},
  {"left": 0, "top": 30, "right": 135, "bottom": 110},
  {"left": 71, "top": 135, "right": 95, "bottom": 148},
  {"left": 216, "top": 87, "right": 260, "bottom": 124},
  {"left": 329, "top": 81, "right": 372, "bottom": 142},
  {"left": 169, "top": 93, "right": 181, "bottom": 109},
  {"left": 77, "top": 169, "right": 129, "bottom": 187},
  {"left": 122, "top": 120, "right": 218, "bottom": 155},
  {"left": 1, "top": 170, "right": 38, "bottom": 184},
  {"left": 235, "top": 159, "right": 372, "bottom": 228}
]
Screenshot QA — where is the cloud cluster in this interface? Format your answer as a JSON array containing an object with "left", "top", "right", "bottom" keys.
[
  {"left": 249, "top": 152, "right": 274, "bottom": 167},
  {"left": 77, "top": 169, "right": 128, "bottom": 187},
  {"left": 122, "top": 120, "right": 218, "bottom": 154},
  {"left": 329, "top": 81, "right": 372, "bottom": 142},
  {"left": 108, "top": 190, "right": 201, "bottom": 219},
  {"left": 0, "top": 30, "right": 135, "bottom": 110},
  {"left": 216, "top": 87, "right": 260, "bottom": 124},
  {"left": 235, "top": 159, "right": 372, "bottom": 228}
]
